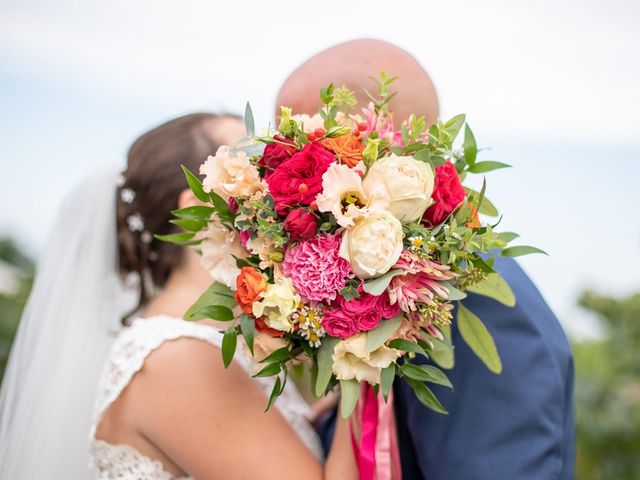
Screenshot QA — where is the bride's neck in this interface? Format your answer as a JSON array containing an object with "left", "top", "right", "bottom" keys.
[{"left": 143, "top": 249, "right": 213, "bottom": 319}]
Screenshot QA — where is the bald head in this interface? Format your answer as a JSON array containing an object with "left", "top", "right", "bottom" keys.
[{"left": 276, "top": 39, "right": 439, "bottom": 125}]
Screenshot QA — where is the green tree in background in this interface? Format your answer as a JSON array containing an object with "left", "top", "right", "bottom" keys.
[
  {"left": 574, "top": 291, "right": 640, "bottom": 479},
  {"left": 0, "top": 238, "right": 34, "bottom": 381}
]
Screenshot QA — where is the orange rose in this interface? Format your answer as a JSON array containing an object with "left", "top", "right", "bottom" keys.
[
  {"left": 466, "top": 204, "right": 481, "bottom": 228},
  {"left": 320, "top": 133, "right": 364, "bottom": 167},
  {"left": 234, "top": 266, "right": 267, "bottom": 315}
]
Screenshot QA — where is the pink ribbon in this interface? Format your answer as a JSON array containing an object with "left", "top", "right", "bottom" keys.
[{"left": 351, "top": 384, "right": 402, "bottom": 480}]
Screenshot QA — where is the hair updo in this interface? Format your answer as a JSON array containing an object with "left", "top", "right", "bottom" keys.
[{"left": 116, "top": 112, "right": 237, "bottom": 318}]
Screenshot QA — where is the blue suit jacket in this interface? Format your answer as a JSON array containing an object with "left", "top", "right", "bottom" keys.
[{"left": 318, "top": 257, "right": 575, "bottom": 479}]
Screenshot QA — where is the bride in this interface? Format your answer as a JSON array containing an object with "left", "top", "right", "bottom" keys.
[{"left": 0, "top": 113, "right": 356, "bottom": 479}]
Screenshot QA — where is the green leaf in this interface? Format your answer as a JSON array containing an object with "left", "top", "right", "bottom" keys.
[
  {"left": 400, "top": 364, "right": 452, "bottom": 388},
  {"left": 501, "top": 245, "right": 548, "bottom": 257},
  {"left": 366, "top": 316, "right": 402, "bottom": 352},
  {"left": 497, "top": 231, "right": 519, "bottom": 243},
  {"left": 240, "top": 314, "right": 255, "bottom": 355},
  {"left": 254, "top": 361, "right": 281, "bottom": 378},
  {"left": 467, "top": 161, "right": 511, "bottom": 174},
  {"left": 457, "top": 304, "right": 502, "bottom": 373},
  {"left": 184, "top": 282, "right": 236, "bottom": 321},
  {"left": 413, "top": 149, "right": 431, "bottom": 162},
  {"left": 387, "top": 338, "right": 428, "bottom": 357},
  {"left": 429, "top": 336, "right": 454, "bottom": 369},
  {"left": 380, "top": 363, "right": 396, "bottom": 401},
  {"left": 363, "top": 269, "right": 404, "bottom": 296},
  {"left": 464, "top": 188, "right": 498, "bottom": 216},
  {"left": 181, "top": 165, "right": 209, "bottom": 203},
  {"left": 169, "top": 218, "right": 207, "bottom": 231},
  {"left": 467, "top": 273, "right": 516, "bottom": 307},
  {"left": 244, "top": 102, "right": 255, "bottom": 138},
  {"left": 410, "top": 380, "right": 448, "bottom": 414},
  {"left": 443, "top": 114, "right": 466, "bottom": 140},
  {"left": 315, "top": 337, "right": 339, "bottom": 397},
  {"left": 190, "top": 305, "right": 234, "bottom": 321},
  {"left": 171, "top": 205, "right": 214, "bottom": 221},
  {"left": 209, "top": 191, "right": 234, "bottom": 221},
  {"left": 154, "top": 232, "right": 195, "bottom": 245},
  {"left": 441, "top": 282, "right": 467, "bottom": 301},
  {"left": 221, "top": 328, "right": 237, "bottom": 368},
  {"left": 340, "top": 379, "right": 360, "bottom": 419},
  {"left": 463, "top": 124, "right": 477, "bottom": 165},
  {"left": 265, "top": 375, "right": 282, "bottom": 411},
  {"left": 259, "top": 346, "right": 291, "bottom": 363}
]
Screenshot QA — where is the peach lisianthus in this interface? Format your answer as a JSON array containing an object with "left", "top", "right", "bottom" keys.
[
  {"left": 200, "top": 219, "right": 248, "bottom": 289},
  {"left": 199, "top": 145, "right": 264, "bottom": 201},
  {"left": 315, "top": 162, "right": 389, "bottom": 228}
]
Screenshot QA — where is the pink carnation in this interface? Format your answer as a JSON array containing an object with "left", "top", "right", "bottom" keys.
[
  {"left": 282, "top": 233, "right": 350, "bottom": 302},
  {"left": 388, "top": 251, "right": 455, "bottom": 312}
]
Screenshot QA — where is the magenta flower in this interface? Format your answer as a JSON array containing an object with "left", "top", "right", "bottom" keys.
[
  {"left": 387, "top": 251, "right": 455, "bottom": 312},
  {"left": 282, "top": 233, "right": 351, "bottom": 302}
]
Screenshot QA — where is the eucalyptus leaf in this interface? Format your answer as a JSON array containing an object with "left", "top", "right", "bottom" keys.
[
  {"left": 244, "top": 102, "right": 255, "bottom": 138},
  {"left": 457, "top": 304, "right": 502, "bottom": 373},
  {"left": 181, "top": 165, "right": 209, "bottom": 203},
  {"left": 413, "top": 149, "right": 432, "bottom": 162},
  {"left": 315, "top": 337, "right": 339, "bottom": 397},
  {"left": 366, "top": 316, "right": 401, "bottom": 352},
  {"left": 501, "top": 245, "right": 548, "bottom": 257},
  {"left": 468, "top": 161, "right": 511, "bottom": 174},
  {"left": 363, "top": 269, "right": 404, "bottom": 296},
  {"left": 429, "top": 325, "right": 455, "bottom": 369},
  {"left": 467, "top": 273, "right": 516, "bottom": 307},
  {"left": 441, "top": 282, "right": 467, "bottom": 301},
  {"left": 340, "top": 379, "right": 360, "bottom": 419},
  {"left": 184, "top": 282, "right": 236, "bottom": 321},
  {"left": 221, "top": 328, "right": 237, "bottom": 368}
]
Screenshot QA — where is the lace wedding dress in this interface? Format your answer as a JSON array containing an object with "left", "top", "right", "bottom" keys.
[{"left": 90, "top": 315, "right": 323, "bottom": 479}]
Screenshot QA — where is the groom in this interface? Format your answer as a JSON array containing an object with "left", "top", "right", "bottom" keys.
[{"left": 276, "top": 39, "right": 575, "bottom": 479}]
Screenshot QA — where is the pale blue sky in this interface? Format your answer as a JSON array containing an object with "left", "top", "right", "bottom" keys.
[{"left": 1, "top": 0, "right": 639, "bottom": 338}]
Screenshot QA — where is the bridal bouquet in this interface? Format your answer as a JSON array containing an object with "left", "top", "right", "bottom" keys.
[{"left": 159, "top": 73, "right": 543, "bottom": 418}]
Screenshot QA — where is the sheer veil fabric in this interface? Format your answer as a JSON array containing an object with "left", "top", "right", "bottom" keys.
[{"left": 0, "top": 167, "right": 136, "bottom": 478}]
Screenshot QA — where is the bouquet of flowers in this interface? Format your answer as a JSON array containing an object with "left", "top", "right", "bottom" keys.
[{"left": 159, "top": 73, "right": 544, "bottom": 420}]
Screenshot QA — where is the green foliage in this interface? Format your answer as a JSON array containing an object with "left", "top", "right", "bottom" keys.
[
  {"left": 573, "top": 291, "right": 640, "bottom": 479},
  {"left": 0, "top": 239, "right": 34, "bottom": 382},
  {"left": 457, "top": 303, "right": 502, "bottom": 374}
]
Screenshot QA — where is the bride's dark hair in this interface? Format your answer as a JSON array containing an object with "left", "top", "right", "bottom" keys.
[{"left": 116, "top": 113, "right": 237, "bottom": 318}]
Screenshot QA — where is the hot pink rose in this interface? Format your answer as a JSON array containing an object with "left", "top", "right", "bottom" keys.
[
  {"left": 284, "top": 209, "right": 318, "bottom": 241},
  {"left": 266, "top": 142, "right": 335, "bottom": 215},
  {"left": 377, "top": 291, "right": 401, "bottom": 319},
  {"left": 259, "top": 136, "right": 297, "bottom": 176},
  {"left": 322, "top": 308, "right": 359, "bottom": 339},
  {"left": 335, "top": 288, "right": 399, "bottom": 333}
]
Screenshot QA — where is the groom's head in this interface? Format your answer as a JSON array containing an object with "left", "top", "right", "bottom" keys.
[{"left": 276, "top": 39, "right": 439, "bottom": 125}]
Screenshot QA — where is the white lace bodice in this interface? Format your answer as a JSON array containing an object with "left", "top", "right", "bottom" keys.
[{"left": 90, "top": 315, "right": 322, "bottom": 479}]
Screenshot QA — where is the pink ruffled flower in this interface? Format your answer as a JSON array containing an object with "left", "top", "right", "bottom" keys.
[
  {"left": 282, "top": 233, "right": 351, "bottom": 302},
  {"left": 387, "top": 251, "right": 456, "bottom": 312},
  {"left": 360, "top": 102, "right": 404, "bottom": 147}
]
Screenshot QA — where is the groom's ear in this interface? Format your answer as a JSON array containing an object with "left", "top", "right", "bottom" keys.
[{"left": 177, "top": 188, "right": 203, "bottom": 209}]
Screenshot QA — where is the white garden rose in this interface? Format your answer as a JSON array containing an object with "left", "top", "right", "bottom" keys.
[
  {"left": 331, "top": 333, "right": 402, "bottom": 384},
  {"left": 339, "top": 211, "right": 403, "bottom": 279},
  {"left": 363, "top": 154, "right": 435, "bottom": 223},
  {"left": 199, "top": 219, "right": 247, "bottom": 289},
  {"left": 199, "top": 145, "right": 263, "bottom": 201},
  {"left": 252, "top": 277, "right": 300, "bottom": 333}
]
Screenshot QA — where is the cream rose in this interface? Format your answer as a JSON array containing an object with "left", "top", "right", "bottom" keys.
[
  {"left": 252, "top": 277, "right": 300, "bottom": 333},
  {"left": 199, "top": 145, "right": 263, "bottom": 201},
  {"left": 199, "top": 219, "right": 247, "bottom": 289},
  {"left": 363, "top": 154, "right": 435, "bottom": 223},
  {"left": 339, "top": 211, "right": 403, "bottom": 279},
  {"left": 331, "top": 333, "right": 401, "bottom": 384}
]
